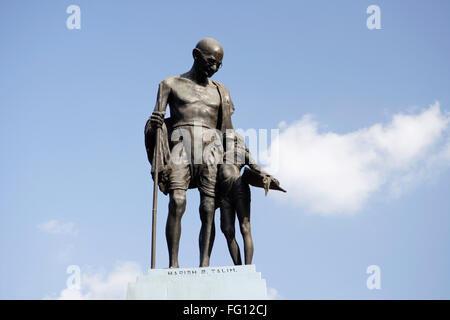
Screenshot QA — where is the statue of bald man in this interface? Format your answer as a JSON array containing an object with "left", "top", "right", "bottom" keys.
[{"left": 148, "top": 38, "right": 235, "bottom": 268}]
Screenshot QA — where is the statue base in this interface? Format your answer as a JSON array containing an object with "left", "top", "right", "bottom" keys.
[{"left": 126, "top": 264, "right": 267, "bottom": 300}]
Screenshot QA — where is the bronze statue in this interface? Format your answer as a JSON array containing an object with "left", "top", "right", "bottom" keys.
[
  {"left": 216, "top": 131, "right": 285, "bottom": 265},
  {"left": 145, "top": 38, "right": 285, "bottom": 268}
]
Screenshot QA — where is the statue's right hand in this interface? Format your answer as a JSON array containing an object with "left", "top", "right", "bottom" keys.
[{"left": 150, "top": 111, "right": 164, "bottom": 128}]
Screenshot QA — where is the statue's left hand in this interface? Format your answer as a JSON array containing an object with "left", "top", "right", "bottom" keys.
[
  {"left": 264, "top": 174, "right": 280, "bottom": 186},
  {"left": 150, "top": 111, "right": 165, "bottom": 128}
]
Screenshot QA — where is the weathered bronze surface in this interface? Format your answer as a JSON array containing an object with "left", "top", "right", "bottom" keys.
[{"left": 145, "top": 38, "right": 285, "bottom": 268}]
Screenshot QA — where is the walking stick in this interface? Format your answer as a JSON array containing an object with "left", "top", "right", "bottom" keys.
[{"left": 151, "top": 126, "right": 160, "bottom": 269}]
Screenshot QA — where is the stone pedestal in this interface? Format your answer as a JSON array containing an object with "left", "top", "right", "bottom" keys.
[{"left": 127, "top": 265, "right": 267, "bottom": 300}]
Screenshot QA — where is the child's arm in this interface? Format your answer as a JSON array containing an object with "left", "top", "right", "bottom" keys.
[{"left": 245, "top": 146, "right": 265, "bottom": 173}]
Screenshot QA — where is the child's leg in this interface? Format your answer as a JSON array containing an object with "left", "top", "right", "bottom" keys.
[
  {"left": 220, "top": 197, "right": 242, "bottom": 265},
  {"left": 236, "top": 182, "right": 253, "bottom": 265}
]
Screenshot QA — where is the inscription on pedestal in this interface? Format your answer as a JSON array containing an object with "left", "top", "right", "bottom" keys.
[
  {"left": 167, "top": 267, "right": 238, "bottom": 276},
  {"left": 127, "top": 265, "right": 267, "bottom": 300}
]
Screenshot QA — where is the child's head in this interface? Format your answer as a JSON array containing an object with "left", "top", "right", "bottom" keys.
[{"left": 218, "top": 131, "right": 247, "bottom": 192}]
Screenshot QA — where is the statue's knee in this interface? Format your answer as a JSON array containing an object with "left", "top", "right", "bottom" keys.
[
  {"left": 221, "top": 225, "right": 235, "bottom": 240},
  {"left": 200, "top": 197, "right": 215, "bottom": 214},
  {"left": 240, "top": 221, "right": 251, "bottom": 235},
  {"left": 170, "top": 191, "right": 186, "bottom": 214}
]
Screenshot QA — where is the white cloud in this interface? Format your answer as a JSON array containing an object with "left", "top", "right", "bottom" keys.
[
  {"left": 264, "top": 102, "right": 450, "bottom": 214},
  {"left": 56, "top": 261, "right": 142, "bottom": 300},
  {"left": 267, "top": 287, "right": 282, "bottom": 300},
  {"left": 37, "top": 219, "right": 78, "bottom": 235}
]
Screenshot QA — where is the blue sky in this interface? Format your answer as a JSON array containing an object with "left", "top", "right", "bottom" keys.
[{"left": 1, "top": 0, "right": 450, "bottom": 299}]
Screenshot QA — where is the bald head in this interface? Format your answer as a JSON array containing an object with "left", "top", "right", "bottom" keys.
[
  {"left": 195, "top": 38, "right": 224, "bottom": 59},
  {"left": 192, "top": 38, "right": 224, "bottom": 79}
]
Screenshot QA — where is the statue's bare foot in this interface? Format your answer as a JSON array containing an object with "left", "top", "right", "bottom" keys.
[{"left": 199, "top": 261, "right": 210, "bottom": 268}]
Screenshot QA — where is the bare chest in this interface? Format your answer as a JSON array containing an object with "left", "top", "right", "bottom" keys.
[{"left": 170, "top": 79, "right": 221, "bottom": 108}]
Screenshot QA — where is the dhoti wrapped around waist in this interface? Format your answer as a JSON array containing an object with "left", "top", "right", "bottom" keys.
[{"left": 168, "top": 125, "right": 224, "bottom": 197}]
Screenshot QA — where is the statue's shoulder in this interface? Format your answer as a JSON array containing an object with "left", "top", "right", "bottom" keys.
[{"left": 160, "top": 75, "right": 180, "bottom": 88}]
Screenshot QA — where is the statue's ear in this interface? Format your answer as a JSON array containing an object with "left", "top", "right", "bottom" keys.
[{"left": 192, "top": 48, "right": 201, "bottom": 60}]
